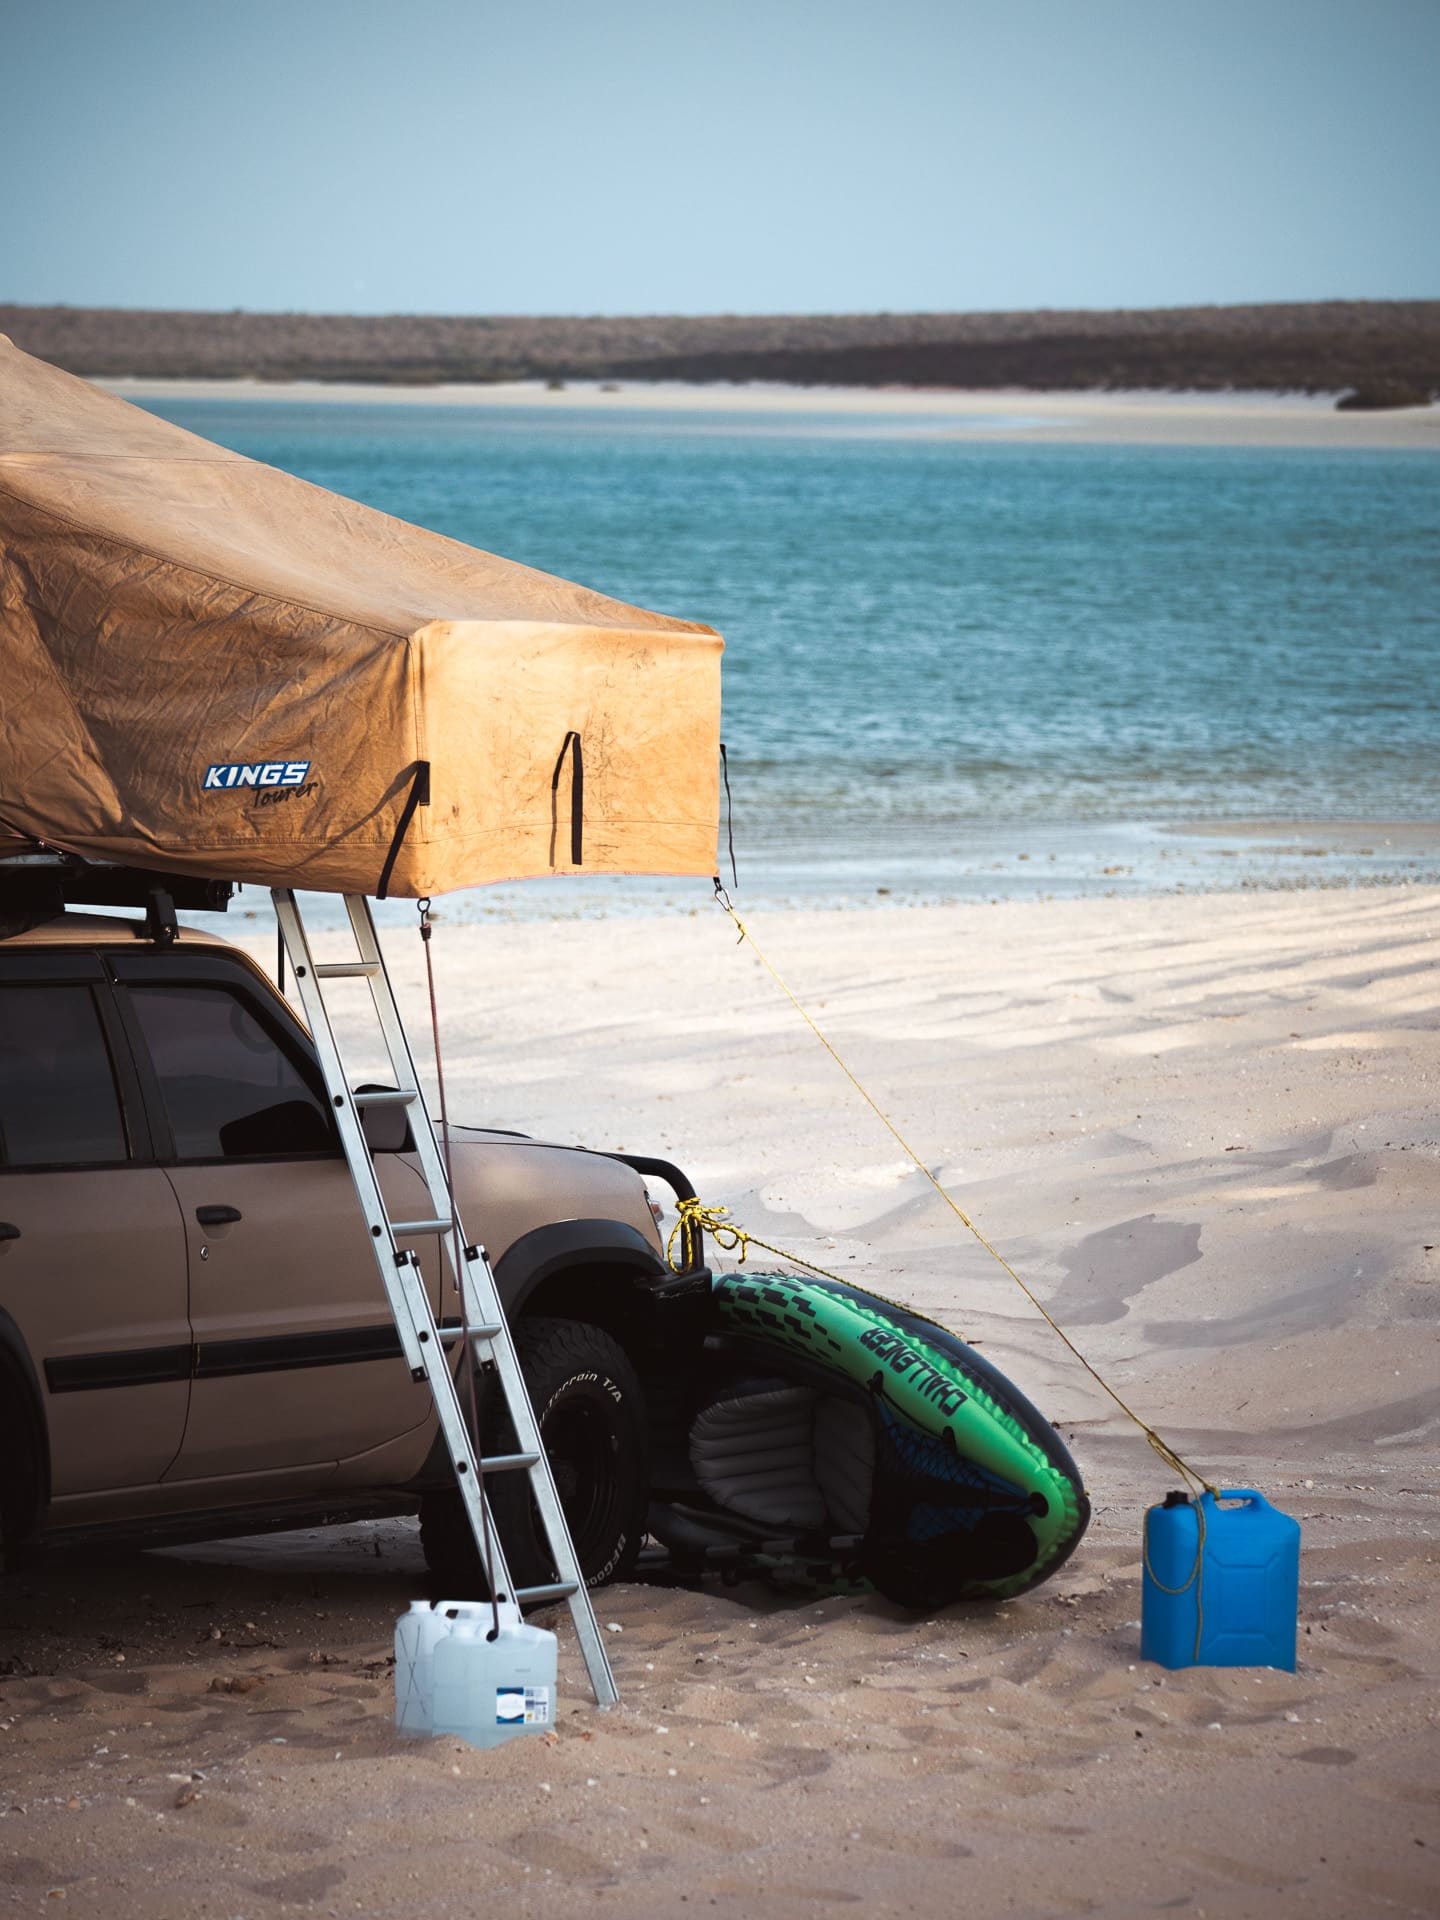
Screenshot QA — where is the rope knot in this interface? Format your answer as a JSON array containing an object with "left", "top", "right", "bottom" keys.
[{"left": 667, "top": 1198, "right": 751, "bottom": 1273}]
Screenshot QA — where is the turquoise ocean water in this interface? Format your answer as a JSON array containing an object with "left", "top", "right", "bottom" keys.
[{"left": 144, "top": 395, "right": 1440, "bottom": 917}]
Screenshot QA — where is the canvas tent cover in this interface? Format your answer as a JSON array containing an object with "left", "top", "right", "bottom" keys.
[{"left": 0, "top": 336, "right": 722, "bottom": 897}]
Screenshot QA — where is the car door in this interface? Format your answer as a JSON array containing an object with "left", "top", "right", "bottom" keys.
[
  {"left": 108, "top": 950, "right": 439, "bottom": 1481},
  {"left": 0, "top": 951, "right": 191, "bottom": 1497}
]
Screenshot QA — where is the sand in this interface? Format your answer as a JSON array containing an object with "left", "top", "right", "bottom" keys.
[
  {"left": 98, "top": 376, "right": 1440, "bottom": 450},
  {"left": 3, "top": 886, "right": 1438, "bottom": 1915}
]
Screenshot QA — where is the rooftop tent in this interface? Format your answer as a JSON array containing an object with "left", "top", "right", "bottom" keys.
[{"left": 0, "top": 337, "right": 722, "bottom": 897}]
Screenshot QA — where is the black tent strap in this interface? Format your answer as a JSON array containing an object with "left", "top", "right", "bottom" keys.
[
  {"left": 719, "top": 741, "right": 737, "bottom": 891},
  {"left": 551, "top": 731, "right": 584, "bottom": 866},
  {"left": 376, "top": 760, "right": 431, "bottom": 900}
]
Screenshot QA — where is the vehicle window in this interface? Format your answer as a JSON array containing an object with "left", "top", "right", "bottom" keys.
[
  {"left": 0, "top": 984, "right": 128, "bottom": 1168},
  {"left": 127, "top": 984, "right": 337, "bottom": 1160}
]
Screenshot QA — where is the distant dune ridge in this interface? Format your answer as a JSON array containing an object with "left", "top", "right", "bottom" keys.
[{"left": 2, "top": 300, "right": 1437, "bottom": 397}]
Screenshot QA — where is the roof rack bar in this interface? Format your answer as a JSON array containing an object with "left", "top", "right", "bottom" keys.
[{"left": 0, "top": 854, "right": 233, "bottom": 916}]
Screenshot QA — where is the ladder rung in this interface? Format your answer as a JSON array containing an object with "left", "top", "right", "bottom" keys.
[
  {"left": 514, "top": 1581, "right": 579, "bottom": 1604},
  {"left": 393, "top": 1216, "right": 453, "bottom": 1236},
  {"left": 356, "top": 1088, "right": 417, "bottom": 1107},
  {"left": 480, "top": 1451, "right": 541, "bottom": 1474},
  {"left": 314, "top": 959, "right": 382, "bottom": 978},
  {"left": 440, "top": 1324, "right": 502, "bottom": 1346}
]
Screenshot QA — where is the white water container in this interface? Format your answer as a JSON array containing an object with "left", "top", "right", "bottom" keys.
[
  {"left": 430, "top": 1601, "right": 559, "bottom": 1750},
  {"left": 394, "top": 1600, "right": 485, "bottom": 1738}
]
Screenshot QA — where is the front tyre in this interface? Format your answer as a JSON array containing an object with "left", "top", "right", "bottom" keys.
[{"left": 420, "top": 1317, "right": 648, "bottom": 1596}]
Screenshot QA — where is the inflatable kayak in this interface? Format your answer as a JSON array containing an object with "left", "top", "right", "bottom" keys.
[{"left": 647, "top": 1271, "right": 1089, "bottom": 1608}]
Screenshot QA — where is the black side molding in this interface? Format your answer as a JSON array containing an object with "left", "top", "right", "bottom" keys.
[
  {"left": 194, "top": 1324, "right": 404, "bottom": 1379},
  {"left": 44, "top": 1325, "right": 411, "bottom": 1392},
  {"left": 46, "top": 1345, "right": 192, "bottom": 1394}
]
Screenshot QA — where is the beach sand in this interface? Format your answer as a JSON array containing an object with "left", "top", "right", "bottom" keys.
[
  {"left": 99, "top": 376, "right": 1440, "bottom": 450},
  {"left": 2, "top": 887, "right": 1437, "bottom": 1915}
]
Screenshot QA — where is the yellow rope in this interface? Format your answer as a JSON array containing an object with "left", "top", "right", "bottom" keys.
[
  {"left": 666, "top": 1201, "right": 849, "bottom": 1287},
  {"left": 709, "top": 886, "right": 1217, "bottom": 1500},
  {"left": 666, "top": 1199, "right": 967, "bottom": 1341}
]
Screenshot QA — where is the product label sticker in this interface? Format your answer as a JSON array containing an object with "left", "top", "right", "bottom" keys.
[{"left": 495, "top": 1685, "right": 551, "bottom": 1726}]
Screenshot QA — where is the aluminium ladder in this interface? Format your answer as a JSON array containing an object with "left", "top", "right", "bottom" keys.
[{"left": 272, "top": 888, "right": 618, "bottom": 1707}]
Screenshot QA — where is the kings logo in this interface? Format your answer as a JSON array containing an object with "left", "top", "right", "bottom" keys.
[{"left": 204, "top": 761, "right": 311, "bottom": 791}]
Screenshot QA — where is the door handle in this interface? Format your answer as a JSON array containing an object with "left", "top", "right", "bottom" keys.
[
  {"left": 0, "top": 1221, "right": 19, "bottom": 1242},
  {"left": 195, "top": 1205, "right": 242, "bottom": 1227}
]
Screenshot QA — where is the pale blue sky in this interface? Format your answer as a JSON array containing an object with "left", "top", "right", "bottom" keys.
[{"left": 4, "top": 0, "right": 1436, "bottom": 315}]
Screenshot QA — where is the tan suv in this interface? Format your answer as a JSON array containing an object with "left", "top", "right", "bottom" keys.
[{"left": 0, "top": 873, "right": 711, "bottom": 1591}]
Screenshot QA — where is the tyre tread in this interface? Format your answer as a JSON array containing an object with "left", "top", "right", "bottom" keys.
[{"left": 420, "top": 1316, "right": 647, "bottom": 1596}]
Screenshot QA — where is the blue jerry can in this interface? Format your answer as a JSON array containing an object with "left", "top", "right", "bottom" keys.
[{"left": 1141, "top": 1488, "right": 1300, "bottom": 1671}]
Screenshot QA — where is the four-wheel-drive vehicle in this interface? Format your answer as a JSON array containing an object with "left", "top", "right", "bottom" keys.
[{"left": 0, "top": 898, "right": 712, "bottom": 1591}]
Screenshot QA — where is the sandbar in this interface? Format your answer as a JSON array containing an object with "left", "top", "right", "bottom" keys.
[{"left": 98, "top": 376, "right": 1440, "bottom": 449}]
